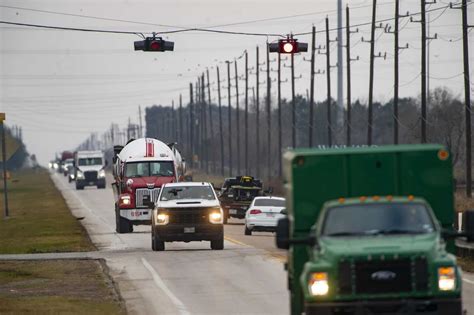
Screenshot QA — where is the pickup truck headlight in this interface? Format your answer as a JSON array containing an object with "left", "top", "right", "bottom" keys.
[
  {"left": 155, "top": 212, "right": 169, "bottom": 225},
  {"left": 438, "top": 267, "right": 456, "bottom": 291},
  {"left": 119, "top": 195, "right": 131, "bottom": 206},
  {"left": 209, "top": 208, "right": 223, "bottom": 224},
  {"left": 98, "top": 170, "right": 106, "bottom": 178},
  {"left": 76, "top": 170, "right": 84, "bottom": 179},
  {"left": 309, "top": 272, "right": 329, "bottom": 296}
]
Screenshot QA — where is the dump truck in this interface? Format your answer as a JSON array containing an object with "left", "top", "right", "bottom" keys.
[{"left": 276, "top": 144, "right": 474, "bottom": 315}]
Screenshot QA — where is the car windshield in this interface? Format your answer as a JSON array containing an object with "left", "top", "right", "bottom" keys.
[
  {"left": 125, "top": 161, "right": 174, "bottom": 178},
  {"left": 254, "top": 199, "right": 285, "bottom": 207},
  {"left": 322, "top": 203, "right": 435, "bottom": 236},
  {"left": 78, "top": 157, "right": 102, "bottom": 166},
  {"left": 160, "top": 186, "right": 216, "bottom": 201}
]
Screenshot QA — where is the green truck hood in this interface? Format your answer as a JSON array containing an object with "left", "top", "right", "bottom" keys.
[{"left": 317, "top": 233, "right": 442, "bottom": 260}]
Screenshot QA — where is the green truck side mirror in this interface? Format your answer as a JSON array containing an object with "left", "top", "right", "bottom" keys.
[{"left": 276, "top": 217, "right": 290, "bottom": 249}]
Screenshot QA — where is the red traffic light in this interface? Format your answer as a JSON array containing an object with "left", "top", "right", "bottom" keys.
[
  {"left": 149, "top": 41, "right": 161, "bottom": 51},
  {"left": 269, "top": 38, "right": 308, "bottom": 54},
  {"left": 134, "top": 37, "right": 174, "bottom": 52}
]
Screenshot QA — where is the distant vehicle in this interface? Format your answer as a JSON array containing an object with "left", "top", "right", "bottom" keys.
[
  {"left": 74, "top": 151, "right": 106, "bottom": 190},
  {"left": 112, "top": 138, "right": 186, "bottom": 234},
  {"left": 63, "top": 158, "right": 73, "bottom": 177},
  {"left": 67, "top": 163, "right": 76, "bottom": 182},
  {"left": 217, "top": 176, "right": 263, "bottom": 224},
  {"left": 58, "top": 151, "right": 74, "bottom": 174},
  {"left": 276, "top": 144, "right": 474, "bottom": 315},
  {"left": 244, "top": 196, "right": 286, "bottom": 235},
  {"left": 149, "top": 182, "right": 224, "bottom": 251}
]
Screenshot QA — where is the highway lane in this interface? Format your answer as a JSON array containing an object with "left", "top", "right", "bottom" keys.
[
  {"left": 51, "top": 173, "right": 474, "bottom": 314},
  {"left": 52, "top": 173, "right": 288, "bottom": 315}
]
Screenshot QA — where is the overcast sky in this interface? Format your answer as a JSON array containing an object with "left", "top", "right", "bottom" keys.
[{"left": 0, "top": 0, "right": 472, "bottom": 165}]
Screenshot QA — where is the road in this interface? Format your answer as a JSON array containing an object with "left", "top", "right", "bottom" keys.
[
  {"left": 51, "top": 173, "right": 474, "bottom": 314},
  {"left": 52, "top": 173, "right": 288, "bottom": 315}
]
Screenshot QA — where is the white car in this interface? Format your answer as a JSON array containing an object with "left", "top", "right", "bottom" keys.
[{"left": 244, "top": 196, "right": 286, "bottom": 235}]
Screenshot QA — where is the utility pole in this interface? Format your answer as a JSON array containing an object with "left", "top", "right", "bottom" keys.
[
  {"left": 138, "top": 105, "right": 143, "bottom": 138},
  {"left": 291, "top": 40, "right": 296, "bottom": 148},
  {"left": 189, "top": 83, "right": 194, "bottom": 169},
  {"left": 172, "top": 100, "right": 177, "bottom": 141},
  {"left": 235, "top": 59, "right": 241, "bottom": 175},
  {"left": 367, "top": 0, "right": 377, "bottom": 146},
  {"left": 394, "top": 1, "right": 400, "bottom": 144},
  {"left": 277, "top": 53, "right": 283, "bottom": 177},
  {"left": 1, "top": 114, "right": 9, "bottom": 218},
  {"left": 179, "top": 94, "right": 183, "bottom": 147},
  {"left": 217, "top": 66, "right": 224, "bottom": 176},
  {"left": 245, "top": 50, "right": 249, "bottom": 175},
  {"left": 421, "top": 0, "right": 427, "bottom": 143},
  {"left": 202, "top": 74, "right": 208, "bottom": 173},
  {"left": 461, "top": 0, "right": 472, "bottom": 197},
  {"left": 256, "top": 46, "right": 261, "bottom": 178},
  {"left": 227, "top": 61, "right": 233, "bottom": 176},
  {"left": 206, "top": 69, "right": 214, "bottom": 173},
  {"left": 309, "top": 26, "right": 316, "bottom": 148},
  {"left": 266, "top": 41, "right": 272, "bottom": 179},
  {"left": 325, "top": 18, "right": 333, "bottom": 147},
  {"left": 346, "top": 7, "right": 352, "bottom": 146},
  {"left": 337, "top": 0, "right": 343, "bottom": 119}
]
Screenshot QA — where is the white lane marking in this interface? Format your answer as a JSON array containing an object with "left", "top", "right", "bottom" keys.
[
  {"left": 463, "top": 277, "right": 474, "bottom": 285},
  {"left": 141, "top": 257, "right": 191, "bottom": 315}
]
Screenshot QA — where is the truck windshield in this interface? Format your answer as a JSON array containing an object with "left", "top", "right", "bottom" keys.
[
  {"left": 322, "top": 203, "right": 435, "bottom": 236},
  {"left": 78, "top": 158, "right": 102, "bottom": 166},
  {"left": 125, "top": 161, "right": 174, "bottom": 178},
  {"left": 160, "top": 186, "right": 216, "bottom": 201}
]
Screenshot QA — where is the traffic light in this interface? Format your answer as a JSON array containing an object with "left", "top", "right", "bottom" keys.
[
  {"left": 134, "top": 37, "right": 174, "bottom": 52},
  {"left": 268, "top": 38, "right": 308, "bottom": 54}
]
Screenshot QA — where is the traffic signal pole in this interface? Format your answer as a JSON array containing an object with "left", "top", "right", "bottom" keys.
[
  {"left": 226, "top": 61, "right": 233, "bottom": 176},
  {"left": 234, "top": 60, "right": 241, "bottom": 175},
  {"left": 1, "top": 115, "right": 9, "bottom": 219},
  {"left": 216, "top": 66, "right": 225, "bottom": 176}
]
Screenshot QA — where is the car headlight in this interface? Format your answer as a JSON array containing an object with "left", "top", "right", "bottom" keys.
[
  {"left": 98, "top": 170, "right": 106, "bottom": 178},
  {"left": 155, "top": 212, "right": 169, "bottom": 225},
  {"left": 309, "top": 272, "right": 329, "bottom": 296},
  {"left": 76, "top": 170, "right": 84, "bottom": 179},
  {"left": 70, "top": 174, "right": 75, "bottom": 179},
  {"left": 119, "top": 195, "right": 131, "bottom": 206},
  {"left": 209, "top": 209, "right": 223, "bottom": 224},
  {"left": 438, "top": 267, "right": 456, "bottom": 291}
]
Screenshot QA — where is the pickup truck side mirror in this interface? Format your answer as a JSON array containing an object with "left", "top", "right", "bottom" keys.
[{"left": 280, "top": 208, "right": 288, "bottom": 215}]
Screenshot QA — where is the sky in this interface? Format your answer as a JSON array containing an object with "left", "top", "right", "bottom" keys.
[{"left": 0, "top": 0, "right": 472, "bottom": 165}]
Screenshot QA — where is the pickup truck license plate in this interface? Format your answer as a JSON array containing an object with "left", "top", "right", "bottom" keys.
[
  {"left": 184, "top": 227, "right": 195, "bottom": 233},
  {"left": 266, "top": 213, "right": 275, "bottom": 217},
  {"left": 229, "top": 209, "right": 237, "bottom": 214}
]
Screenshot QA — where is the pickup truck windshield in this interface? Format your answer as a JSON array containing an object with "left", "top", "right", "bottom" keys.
[
  {"left": 125, "top": 161, "right": 174, "bottom": 178},
  {"left": 322, "top": 203, "right": 435, "bottom": 236},
  {"left": 160, "top": 186, "right": 216, "bottom": 201},
  {"left": 78, "top": 158, "right": 102, "bottom": 166}
]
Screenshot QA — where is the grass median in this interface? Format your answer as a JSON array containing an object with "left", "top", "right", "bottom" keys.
[{"left": 0, "top": 168, "right": 124, "bottom": 313}]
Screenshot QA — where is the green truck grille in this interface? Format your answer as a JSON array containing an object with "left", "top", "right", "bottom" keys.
[{"left": 338, "top": 257, "right": 429, "bottom": 296}]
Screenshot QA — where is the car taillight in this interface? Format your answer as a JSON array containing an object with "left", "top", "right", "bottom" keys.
[{"left": 249, "top": 209, "right": 262, "bottom": 215}]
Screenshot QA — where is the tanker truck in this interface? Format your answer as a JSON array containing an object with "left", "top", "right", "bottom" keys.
[{"left": 112, "top": 138, "right": 186, "bottom": 233}]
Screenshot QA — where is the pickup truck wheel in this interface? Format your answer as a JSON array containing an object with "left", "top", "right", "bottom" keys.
[
  {"left": 210, "top": 238, "right": 224, "bottom": 250},
  {"left": 244, "top": 226, "right": 252, "bottom": 235},
  {"left": 151, "top": 232, "right": 165, "bottom": 251}
]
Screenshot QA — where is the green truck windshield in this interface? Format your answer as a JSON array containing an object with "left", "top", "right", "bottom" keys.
[{"left": 322, "top": 203, "right": 435, "bottom": 236}]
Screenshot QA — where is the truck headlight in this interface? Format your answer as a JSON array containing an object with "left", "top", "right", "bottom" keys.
[
  {"left": 155, "top": 213, "right": 169, "bottom": 225},
  {"left": 309, "top": 272, "right": 329, "bottom": 296},
  {"left": 438, "top": 267, "right": 456, "bottom": 291},
  {"left": 76, "top": 170, "right": 84, "bottom": 179},
  {"left": 119, "top": 195, "right": 131, "bottom": 206},
  {"left": 98, "top": 170, "right": 106, "bottom": 178},
  {"left": 209, "top": 211, "right": 223, "bottom": 224}
]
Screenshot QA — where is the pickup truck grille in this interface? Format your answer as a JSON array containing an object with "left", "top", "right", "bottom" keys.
[
  {"left": 84, "top": 171, "right": 97, "bottom": 182},
  {"left": 135, "top": 188, "right": 161, "bottom": 208},
  {"left": 167, "top": 208, "right": 209, "bottom": 225},
  {"left": 338, "top": 257, "right": 428, "bottom": 295}
]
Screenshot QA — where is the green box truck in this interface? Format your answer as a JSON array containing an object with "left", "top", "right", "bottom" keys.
[{"left": 276, "top": 144, "right": 474, "bottom": 315}]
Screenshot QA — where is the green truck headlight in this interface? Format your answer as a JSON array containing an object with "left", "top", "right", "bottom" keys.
[
  {"left": 438, "top": 267, "right": 456, "bottom": 291},
  {"left": 309, "top": 272, "right": 329, "bottom": 296}
]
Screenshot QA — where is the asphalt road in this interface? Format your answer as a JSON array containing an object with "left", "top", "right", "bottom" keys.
[{"left": 51, "top": 173, "right": 474, "bottom": 314}]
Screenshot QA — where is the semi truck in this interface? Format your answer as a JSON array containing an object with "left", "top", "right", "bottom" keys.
[
  {"left": 73, "top": 150, "right": 106, "bottom": 190},
  {"left": 276, "top": 144, "right": 474, "bottom": 315},
  {"left": 112, "top": 138, "right": 185, "bottom": 233}
]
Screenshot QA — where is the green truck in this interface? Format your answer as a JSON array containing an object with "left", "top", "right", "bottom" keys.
[{"left": 276, "top": 144, "right": 474, "bottom": 315}]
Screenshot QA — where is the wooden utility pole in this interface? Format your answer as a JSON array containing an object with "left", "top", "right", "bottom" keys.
[
  {"left": 346, "top": 7, "right": 352, "bottom": 146},
  {"left": 217, "top": 66, "right": 224, "bottom": 176},
  {"left": 291, "top": 42, "right": 296, "bottom": 148},
  {"left": 367, "top": 0, "right": 377, "bottom": 146},
  {"left": 1, "top": 114, "right": 9, "bottom": 218},
  {"left": 189, "top": 83, "right": 194, "bottom": 168},
  {"left": 394, "top": 0, "right": 400, "bottom": 144},
  {"left": 245, "top": 50, "right": 249, "bottom": 175},
  {"left": 235, "top": 59, "right": 241, "bottom": 175},
  {"left": 462, "top": 0, "right": 472, "bottom": 197},
  {"left": 277, "top": 53, "right": 283, "bottom": 176},
  {"left": 138, "top": 105, "right": 143, "bottom": 138},
  {"left": 266, "top": 42, "right": 272, "bottom": 179},
  {"left": 179, "top": 94, "right": 183, "bottom": 147},
  {"left": 325, "top": 18, "right": 333, "bottom": 147},
  {"left": 309, "top": 26, "right": 316, "bottom": 148},
  {"left": 421, "top": 0, "right": 427, "bottom": 143},
  {"left": 227, "top": 61, "right": 233, "bottom": 176},
  {"left": 201, "top": 74, "right": 208, "bottom": 173},
  {"left": 256, "top": 46, "right": 261, "bottom": 178},
  {"left": 206, "top": 69, "right": 214, "bottom": 173}
]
